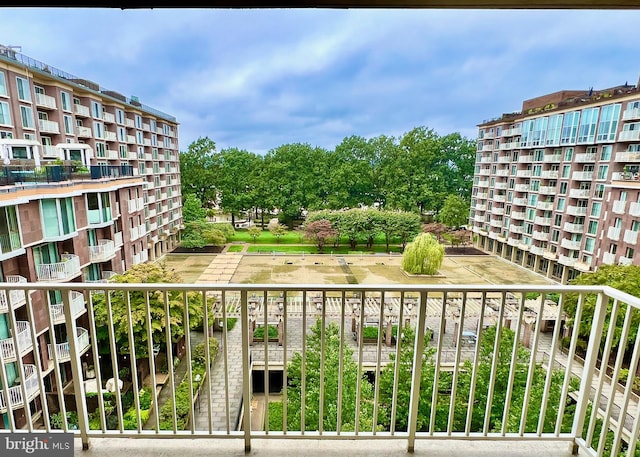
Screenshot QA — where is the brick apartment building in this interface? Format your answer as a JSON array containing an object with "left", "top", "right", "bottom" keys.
[
  {"left": 471, "top": 80, "right": 640, "bottom": 283},
  {"left": 0, "top": 44, "right": 182, "bottom": 428}
]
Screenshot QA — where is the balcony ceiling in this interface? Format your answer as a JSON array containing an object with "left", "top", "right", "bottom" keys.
[{"left": 3, "top": 0, "right": 640, "bottom": 8}]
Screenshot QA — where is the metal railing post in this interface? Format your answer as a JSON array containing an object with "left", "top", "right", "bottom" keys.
[
  {"left": 407, "top": 290, "right": 428, "bottom": 452},
  {"left": 240, "top": 289, "right": 252, "bottom": 451}
]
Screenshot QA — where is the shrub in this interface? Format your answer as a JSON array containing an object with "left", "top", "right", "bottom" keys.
[
  {"left": 226, "top": 317, "right": 238, "bottom": 330},
  {"left": 192, "top": 338, "right": 219, "bottom": 367},
  {"left": 50, "top": 411, "right": 78, "bottom": 430},
  {"left": 362, "top": 326, "right": 379, "bottom": 339},
  {"left": 210, "top": 222, "right": 235, "bottom": 240},
  {"left": 254, "top": 325, "right": 278, "bottom": 339}
]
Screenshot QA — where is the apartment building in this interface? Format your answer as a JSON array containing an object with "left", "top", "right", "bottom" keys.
[
  {"left": 471, "top": 81, "right": 640, "bottom": 283},
  {"left": 0, "top": 44, "right": 182, "bottom": 428}
]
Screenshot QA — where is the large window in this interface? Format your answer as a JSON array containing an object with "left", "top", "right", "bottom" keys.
[
  {"left": 531, "top": 117, "right": 548, "bottom": 147},
  {"left": 545, "top": 114, "right": 563, "bottom": 146},
  {"left": 590, "top": 202, "right": 602, "bottom": 218},
  {"left": 91, "top": 100, "right": 102, "bottom": 118},
  {"left": 86, "top": 192, "right": 112, "bottom": 225},
  {"left": 0, "top": 101, "right": 11, "bottom": 126},
  {"left": 41, "top": 198, "right": 76, "bottom": 238},
  {"left": 560, "top": 111, "right": 580, "bottom": 144},
  {"left": 577, "top": 107, "right": 599, "bottom": 143},
  {"left": 20, "top": 105, "right": 34, "bottom": 129},
  {"left": 60, "top": 91, "right": 71, "bottom": 111},
  {"left": 0, "top": 205, "right": 21, "bottom": 253},
  {"left": 93, "top": 121, "right": 104, "bottom": 139},
  {"left": 0, "top": 72, "right": 6, "bottom": 96},
  {"left": 63, "top": 115, "right": 73, "bottom": 134},
  {"left": 16, "top": 76, "right": 31, "bottom": 102},
  {"left": 596, "top": 104, "right": 621, "bottom": 142}
]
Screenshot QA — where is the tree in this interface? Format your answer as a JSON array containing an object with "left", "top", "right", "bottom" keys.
[
  {"left": 92, "top": 262, "right": 204, "bottom": 358},
  {"left": 423, "top": 222, "right": 448, "bottom": 242},
  {"left": 179, "top": 137, "right": 218, "bottom": 206},
  {"left": 382, "top": 211, "right": 422, "bottom": 251},
  {"left": 402, "top": 233, "right": 445, "bottom": 275},
  {"left": 248, "top": 226, "right": 262, "bottom": 243},
  {"left": 438, "top": 195, "right": 470, "bottom": 228},
  {"left": 304, "top": 219, "right": 337, "bottom": 253},
  {"left": 565, "top": 265, "right": 640, "bottom": 353},
  {"left": 182, "top": 193, "right": 207, "bottom": 223},
  {"left": 181, "top": 220, "right": 227, "bottom": 248},
  {"left": 215, "top": 148, "right": 262, "bottom": 226},
  {"left": 268, "top": 221, "right": 288, "bottom": 243},
  {"left": 277, "top": 320, "right": 374, "bottom": 431}
]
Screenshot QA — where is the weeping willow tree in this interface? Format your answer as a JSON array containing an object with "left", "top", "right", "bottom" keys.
[{"left": 402, "top": 233, "right": 445, "bottom": 275}]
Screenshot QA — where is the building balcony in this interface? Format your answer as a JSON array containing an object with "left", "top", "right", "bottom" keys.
[
  {"left": 0, "top": 231, "right": 22, "bottom": 256},
  {"left": 543, "top": 154, "right": 562, "bottom": 162},
  {"left": 529, "top": 245, "right": 545, "bottom": 255},
  {"left": 560, "top": 239, "right": 582, "bottom": 250},
  {"left": 532, "top": 230, "right": 549, "bottom": 241},
  {"left": 571, "top": 171, "right": 593, "bottom": 181},
  {"left": 514, "top": 184, "right": 529, "bottom": 192},
  {"left": 615, "top": 152, "right": 640, "bottom": 162},
  {"left": 77, "top": 126, "right": 92, "bottom": 138},
  {"left": 511, "top": 211, "right": 525, "bottom": 220},
  {"left": 493, "top": 195, "right": 506, "bottom": 203},
  {"left": 619, "top": 256, "right": 634, "bottom": 266},
  {"left": 558, "top": 254, "right": 578, "bottom": 266},
  {"left": 476, "top": 192, "right": 488, "bottom": 199},
  {"left": 512, "top": 197, "right": 527, "bottom": 206},
  {"left": 0, "top": 364, "right": 38, "bottom": 413},
  {"left": 105, "top": 130, "right": 117, "bottom": 142},
  {"left": 502, "top": 127, "right": 522, "bottom": 136},
  {"left": 607, "top": 226, "right": 622, "bottom": 241},
  {"left": 543, "top": 250, "right": 557, "bottom": 260},
  {"left": 630, "top": 202, "right": 640, "bottom": 217},
  {"left": 563, "top": 222, "right": 585, "bottom": 233},
  {"left": 47, "top": 327, "right": 90, "bottom": 363},
  {"left": 536, "top": 201, "right": 554, "bottom": 211},
  {"left": 566, "top": 206, "right": 588, "bottom": 216},
  {"left": 38, "top": 119, "right": 60, "bottom": 134},
  {"left": 494, "top": 181, "right": 507, "bottom": 190},
  {"left": 534, "top": 216, "right": 552, "bottom": 226},
  {"left": 489, "top": 219, "right": 503, "bottom": 228},
  {"left": 602, "top": 252, "right": 616, "bottom": 265},
  {"left": 540, "top": 170, "right": 559, "bottom": 179},
  {"left": 477, "top": 180, "right": 489, "bottom": 187},
  {"left": 516, "top": 170, "right": 531, "bottom": 178},
  {"left": 612, "top": 200, "right": 627, "bottom": 214},
  {"left": 568, "top": 188, "right": 590, "bottom": 199},
  {"left": 624, "top": 229, "right": 639, "bottom": 245},
  {"left": 74, "top": 104, "right": 90, "bottom": 117},
  {"left": 36, "top": 254, "right": 81, "bottom": 281},
  {"left": 106, "top": 149, "right": 118, "bottom": 159},
  {"left": 497, "top": 155, "right": 511, "bottom": 162},
  {"left": 509, "top": 224, "right": 523, "bottom": 234},
  {"left": 89, "top": 239, "right": 116, "bottom": 263},
  {"left": 114, "top": 231, "right": 123, "bottom": 248},
  {"left": 49, "top": 291, "right": 86, "bottom": 325},
  {"left": 618, "top": 130, "right": 640, "bottom": 142},
  {"left": 127, "top": 135, "right": 136, "bottom": 144},
  {"left": 622, "top": 107, "right": 640, "bottom": 121},
  {"left": 574, "top": 259, "right": 592, "bottom": 272},
  {"left": 35, "top": 92, "right": 57, "bottom": 109},
  {"left": 102, "top": 112, "right": 116, "bottom": 124},
  {"left": 495, "top": 170, "right": 509, "bottom": 177},
  {"left": 507, "top": 237, "right": 520, "bottom": 246},
  {"left": 538, "top": 186, "right": 555, "bottom": 195},
  {"left": 0, "top": 275, "right": 27, "bottom": 313},
  {"left": 0, "top": 321, "right": 32, "bottom": 362},
  {"left": 575, "top": 153, "right": 597, "bottom": 163},
  {"left": 518, "top": 154, "right": 533, "bottom": 163}
]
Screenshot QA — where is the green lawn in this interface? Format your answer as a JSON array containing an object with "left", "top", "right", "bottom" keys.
[
  {"left": 226, "top": 244, "right": 245, "bottom": 252},
  {"left": 245, "top": 245, "right": 404, "bottom": 254},
  {"left": 230, "top": 230, "right": 304, "bottom": 244}
]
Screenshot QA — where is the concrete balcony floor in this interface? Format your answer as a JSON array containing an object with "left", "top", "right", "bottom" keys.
[{"left": 76, "top": 438, "right": 577, "bottom": 456}]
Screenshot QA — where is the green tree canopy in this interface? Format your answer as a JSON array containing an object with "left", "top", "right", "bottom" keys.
[
  {"left": 182, "top": 193, "right": 207, "bottom": 223},
  {"left": 402, "top": 233, "right": 445, "bottom": 275},
  {"left": 179, "top": 137, "right": 218, "bottom": 206},
  {"left": 438, "top": 194, "right": 470, "bottom": 228}
]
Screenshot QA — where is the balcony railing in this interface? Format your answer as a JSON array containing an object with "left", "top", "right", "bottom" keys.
[
  {"left": 624, "top": 229, "right": 639, "bottom": 245},
  {"left": 89, "top": 239, "right": 116, "bottom": 263},
  {"left": 38, "top": 119, "right": 60, "bottom": 134},
  {"left": 0, "top": 281, "right": 637, "bottom": 457},
  {"left": 47, "top": 327, "right": 90, "bottom": 362},
  {"left": 49, "top": 291, "right": 86, "bottom": 324},
  {"left": 35, "top": 92, "right": 57, "bottom": 109},
  {"left": 0, "top": 165, "right": 134, "bottom": 187},
  {"left": 0, "top": 321, "right": 31, "bottom": 362},
  {"left": 36, "top": 254, "right": 81, "bottom": 281},
  {"left": 613, "top": 200, "right": 627, "bottom": 214},
  {"left": 560, "top": 238, "right": 582, "bottom": 250},
  {"left": 0, "top": 364, "right": 38, "bottom": 413},
  {"left": 0, "top": 275, "right": 27, "bottom": 312},
  {"left": 619, "top": 256, "right": 633, "bottom": 266}
]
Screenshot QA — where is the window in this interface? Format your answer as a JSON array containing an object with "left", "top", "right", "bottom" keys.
[
  {"left": 16, "top": 76, "right": 31, "bottom": 102},
  {"left": 150, "top": 119, "right": 156, "bottom": 132},
  {"left": 587, "top": 220, "right": 598, "bottom": 235},
  {"left": 596, "top": 104, "right": 621, "bottom": 142},
  {"left": 86, "top": 192, "right": 112, "bottom": 225},
  {"left": 563, "top": 147, "right": 574, "bottom": 161},
  {"left": 41, "top": 198, "right": 76, "bottom": 238},
  {"left": 60, "top": 91, "right": 71, "bottom": 111},
  {"left": 91, "top": 100, "right": 102, "bottom": 118},
  {"left": 577, "top": 107, "right": 600, "bottom": 143},
  {"left": 553, "top": 214, "right": 562, "bottom": 226},
  {"left": 63, "top": 115, "right": 73, "bottom": 134},
  {"left": 545, "top": 113, "right": 563, "bottom": 146},
  {"left": 559, "top": 182, "right": 568, "bottom": 194},
  {"left": 594, "top": 184, "right": 605, "bottom": 199},
  {"left": 552, "top": 230, "right": 560, "bottom": 242},
  {"left": 591, "top": 202, "right": 602, "bottom": 218},
  {"left": 135, "top": 115, "right": 142, "bottom": 129},
  {"left": 93, "top": 121, "right": 104, "bottom": 139},
  {"left": 20, "top": 105, "right": 34, "bottom": 129},
  {"left": 119, "top": 145, "right": 128, "bottom": 159},
  {"left": 0, "top": 72, "right": 6, "bottom": 96},
  {"left": 0, "top": 101, "right": 11, "bottom": 126},
  {"left": 116, "top": 109, "right": 125, "bottom": 124},
  {"left": 562, "top": 165, "right": 571, "bottom": 178},
  {"left": 0, "top": 205, "right": 21, "bottom": 252},
  {"left": 557, "top": 197, "right": 565, "bottom": 211},
  {"left": 597, "top": 165, "right": 609, "bottom": 180},
  {"left": 531, "top": 117, "right": 548, "bottom": 147},
  {"left": 632, "top": 220, "right": 640, "bottom": 232},
  {"left": 118, "top": 126, "right": 126, "bottom": 142},
  {"left": 584, "top": 238, "right": 595, "bottom": 253},
  {"left": 95, "top": 142, "right": 106, "bottom": 158},
  {"left": 561, "top": 111, "right": 580, "bottom": 144},
  {"left": 137, "top": 131, "right": 143, "bottom": 144},
  {"left": 526, "top": 208, "right": 535, "bottom": 221},
  {"left": 601, "top": 145, "right": 612, "bottom": 161}
]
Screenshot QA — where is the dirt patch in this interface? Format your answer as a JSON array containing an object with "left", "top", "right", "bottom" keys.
[{"left": 171, "top": 246, "right": 224, "bottom": 254}]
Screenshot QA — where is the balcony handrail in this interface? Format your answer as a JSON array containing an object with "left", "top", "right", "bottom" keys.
[
  {"left": 0, "top": 321, "right": 31, "bottom": 360},
  {"left": 0, "top": 364, "right": 38, "bottom": 412},
  {"left": 0, "top": 281, "right": 639, "bottom": 457}
]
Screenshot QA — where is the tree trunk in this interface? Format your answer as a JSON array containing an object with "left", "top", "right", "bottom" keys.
[{"left": 231, "top": 213, "right": 236, "bottom": 227}]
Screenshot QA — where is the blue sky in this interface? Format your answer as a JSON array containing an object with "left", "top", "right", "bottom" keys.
[{"left": 2, "top": 8, "right": 640, "bottom": 154}]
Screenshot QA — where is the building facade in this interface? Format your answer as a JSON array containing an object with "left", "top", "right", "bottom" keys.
[
  {"left": 471, "top": 82, "right": 640, "bottom": 283},
  {"left": 0, "top": 44, "right": 182, "bottom": 428}
]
